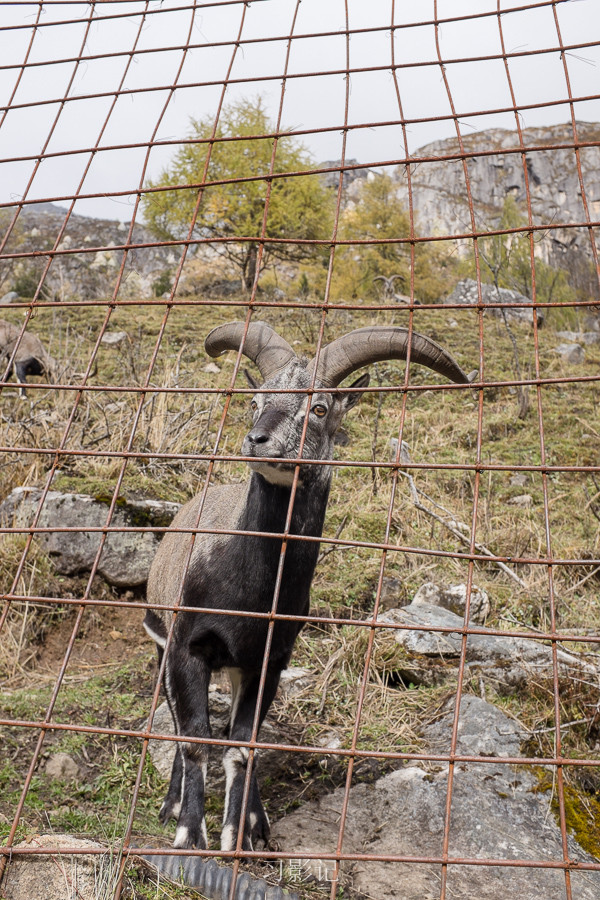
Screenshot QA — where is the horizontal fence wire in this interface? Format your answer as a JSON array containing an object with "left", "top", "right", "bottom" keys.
[{"left": 0, "top": 2, "right": 599, "bottom": 900}]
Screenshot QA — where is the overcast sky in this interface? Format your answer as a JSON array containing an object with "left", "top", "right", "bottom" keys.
[{"left": 1, "top": 0, "right": 598, "bottom": 222}]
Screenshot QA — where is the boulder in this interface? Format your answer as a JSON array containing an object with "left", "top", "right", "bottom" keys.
[
  {"left": 556, "top": 330, "right": 600, "bottom": 345},
  {"left": 444, "top": 279, "right": 543, "bottom": 325},
  {"left": 553, "top": 342, "right": 585, "bottom": 364},
  {"left": 509, "top": 473, "right": 529, "bottom": 487},
  {"left": 388, "top": 437, "right": 412, "bottom": 464},
  {"left": 0, "top": 488, "right": 180, "bottom": 587},
  {"left": 279, "top": 666, "right": 314, "bottom": 698},
  {"left": 1, "top": 834, "right": 112, "bottom": 900},
  {"left": 378, "top": 575, "right": 404, "bottom": 611},
  {"left": 412, "top": 582, "right": 490, "bottom": 623},
  {"left": 271, "top": 698, "right": 600, "bottom": 899},
  {"left": 508, "top": 493, "right": 533, "bottom": 507},
  {"left": 377, "top": 601, "right": 595, "bottom": 691},
  {"left": 100, "top": 331, "right": 129, "bottom": 346},
  {"left": 423, "top": 694, "right": 525, "bottom": 758}
]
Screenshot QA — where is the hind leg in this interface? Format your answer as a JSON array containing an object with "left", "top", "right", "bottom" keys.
[
  {"left": 163, "top": 645, "right": 211, "bottom": 849},
  {"left": 159, "top": 746, "right": 184, "bottom": 824},
  {"left": 151, "top": 642, "right": 184, "bottom": 824}
]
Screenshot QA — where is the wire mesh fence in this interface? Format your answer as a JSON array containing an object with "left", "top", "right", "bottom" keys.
[{"left": 1, "top": 1, "right": 599, "bottom": 899}]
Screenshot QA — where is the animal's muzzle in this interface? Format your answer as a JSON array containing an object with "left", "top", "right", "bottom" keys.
[{"left": 243, "top": 407, "right": 287, "bottom": 460}]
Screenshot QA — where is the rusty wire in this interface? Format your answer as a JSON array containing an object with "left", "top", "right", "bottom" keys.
[{"left": 1, "top": 1, "right": 600, "bottom": 899}]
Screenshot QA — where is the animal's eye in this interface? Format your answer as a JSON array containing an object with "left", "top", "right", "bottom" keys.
[
  {"left": 250, "top": 400, "right": 258, "bottom": 412},
  {"left": 312, "top": 403, "right": 327, "bottom": 417}
]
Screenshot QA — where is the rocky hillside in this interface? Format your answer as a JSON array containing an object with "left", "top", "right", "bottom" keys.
[
  {"left": 393, "top": 121, "right": 600, "bottom": 288},
  {"left": 2, "top": 124, "right": 598, "bottom": 303},
  {"left": 0, "top": 202, "right": 180, "bottom": 301}
]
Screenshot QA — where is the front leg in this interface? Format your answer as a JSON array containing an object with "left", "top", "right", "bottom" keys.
[
  {"left": 164, "top": 645, "right": 211, "bottom": 849},
  {"left": 221, "top": 669, "right": 280, "bottom": 852}
]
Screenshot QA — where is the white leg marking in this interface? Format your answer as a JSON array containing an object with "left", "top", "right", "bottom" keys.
[
  {"left": 173, "top": 825, "right": 189, "bottom": 848},
  {"left": 142, "top": 620, "right": 167, "bottom": 649},
  {"left": 221, "top": 823, "right": 236, "bottom": 852},
  {"left": 226, "top": 667, "right": 244, "bottom": 727},
  {"left": 222, "top": 751, "right": 238, "bottom": 825},
  {"left": 179, "top": 758, "right": 186, "bottom": 814}
]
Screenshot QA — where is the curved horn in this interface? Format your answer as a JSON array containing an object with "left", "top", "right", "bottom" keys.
[
  {"left": 205, "top": 321, "right": 296, "bottom": 381},
  {"left": 308, "top": 326, "right": 472, "bottom": 387}
]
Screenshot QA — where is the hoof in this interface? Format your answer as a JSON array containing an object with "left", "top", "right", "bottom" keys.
[{"left": 250, "top": 809, "right": 270, "bottom": 848}]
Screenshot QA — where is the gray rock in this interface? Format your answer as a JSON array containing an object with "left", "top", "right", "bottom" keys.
[
  {"left": 378, "top": 575, "right": 403, "bottom": 611},
  {"left": 0, "top": 488, "right": 180, "bottom": 587},
  {"left": 509, "top": 473, "right": 529, "bottom": 487},
  {"left": 422, "top": 695, "right": 525, "bottom": 758},
  {"left": 378, "top": 602, "right": 594, "bottom": 691},
  {"left": 2, "top": 204, "right": 180, "bottom": 301},
  {"left": 315, "top": 731, "right": 342, "bottom": 750},
  {"left": 388, "top": 438, "right": 412, "bottom": 464},
  {"left": 393, "top": 123, "right": 600, "bottom": 276},
  {"left": 412, "top": 582, "right": 490, "bottom": 624},
  {"left": 508, "top": 493, "right": 533, "bottom": 507},
  {"left": 203, "top": 362, "right": 221, "bottom": 374},
  {"left": 444, "top": 279, "right": 542, "bottom": 325},
  {"left": 44, "top": 752, "right": 80, "bottom": 781},
  {"left": 0, "top": 291, "right": 18, "bottom": 305},
  {"left": 147, "top": 701, "right": 181, "bottom": 781},
  {"left": 271, "top": 699, "right": 600, "bottom": 899},
  {"left": 553, "top": 342, "right": 585, "bottom": 364},
  {"left": 1, "top": 834, "right": 112, "bottom": 900},
  {"left": 279, "top": 666, "right": 314, "bottom": 698},
  {"left": 556, "top": 330, "right": 600, "bottom": 345},
  {"left": 100, "top": 330, "right": 129, "bottom": 346}
]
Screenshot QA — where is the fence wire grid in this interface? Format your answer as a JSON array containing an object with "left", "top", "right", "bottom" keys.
[{"left": 0, "top": 1, "right": 599, "bottom": 899}]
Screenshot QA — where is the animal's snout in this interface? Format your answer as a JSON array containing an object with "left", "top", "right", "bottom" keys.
[
  {"left": 245, "top": 406, "right": 285, "bottom": 447},
  {"left": 246, "top": 425, "right": 269, "bottom": 445},
  {"left": 243, "top": 406, "right": 287, "bottom": 460}
]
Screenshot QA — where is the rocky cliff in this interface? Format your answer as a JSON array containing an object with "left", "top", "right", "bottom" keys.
[{"left": 393, "top": 121, "right": 600, "bottom": 283}]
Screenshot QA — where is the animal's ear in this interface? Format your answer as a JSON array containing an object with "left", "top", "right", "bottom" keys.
[
  {"left": 341, "top": 372, "right": 370, "bottom": 412},
  {"left": 244, "top": 368, "right": 260, "bottom": 389}
]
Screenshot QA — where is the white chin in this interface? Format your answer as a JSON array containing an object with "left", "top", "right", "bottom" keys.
[{"left": 249, "top": 461, "right": 298, "bottom": 487}]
